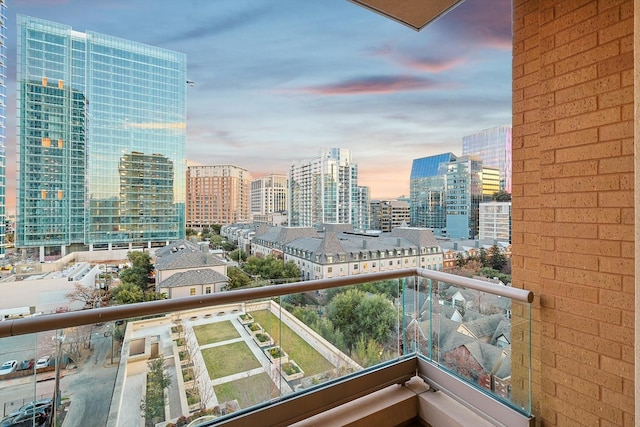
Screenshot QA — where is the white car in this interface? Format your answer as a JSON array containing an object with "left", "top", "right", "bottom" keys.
[
  {"left": 35, "top": 356, "right": 51, "bottom": 369},
  {"left": 0, "top": 360, "right": 17, "bottom": 375}
]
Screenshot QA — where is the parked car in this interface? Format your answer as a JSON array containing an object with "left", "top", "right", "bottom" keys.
[
  {"left": 0, "top": 360, "right": 17, "bottom": 376},
  {"left": 8, "top": 398, "right": 53, "bottom": 418},
  {"left": 35, "top": 356, "right": 50, "bottom": 370},
  {"left": 0, "top": 406, "right": 50, "bottom": 427}
]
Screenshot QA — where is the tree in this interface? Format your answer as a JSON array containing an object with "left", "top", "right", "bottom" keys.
[
  {"left": 141, "top": 357, "right": 171, "bottom": 426},
  {"left": 327, "top": 289, "right": 395, "bottom": 352},
  {"left": 112, "top": 282, "right": 145, "bottom": 304},
  {"left": 478, "top": 248, "right": 489, "bottom": 268},
  {"left": 65, "top": 282, "right": 110, "bottom": 309},
  {"left": 229, "top": 249, "right": 247, "bottom": 263},
  {"left": 226, "top": 266, "right": 251, "bottom": 289},
  {"left": 489, "top": 244, "right": 507, "bottom": 271}
]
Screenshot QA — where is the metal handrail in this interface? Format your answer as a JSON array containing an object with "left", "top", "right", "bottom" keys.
[{"left": 0, "top": 267, "right": 532, "bottom": 338}]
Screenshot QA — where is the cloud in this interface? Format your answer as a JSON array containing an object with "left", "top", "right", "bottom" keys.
[
  {"left": 442, "top": 0, "right": 512, "bottom": 51},
  {"left": 400, "top": 56, "right": 468, "bottom": 73},
  {"left": 291, "top": 75, "right": 448, "bottom": 96}
]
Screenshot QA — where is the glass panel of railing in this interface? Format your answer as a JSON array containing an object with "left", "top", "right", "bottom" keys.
[
  {"left": 0, "top": 324, "right": 120, "bottom": 427},
  {"left": 406, "top": 277, "right": 532, "bottom": 416}
]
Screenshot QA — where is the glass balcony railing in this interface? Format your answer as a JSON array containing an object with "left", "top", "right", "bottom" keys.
[{"left": 0, "top": 268, "right": 532, "bottom": 427}]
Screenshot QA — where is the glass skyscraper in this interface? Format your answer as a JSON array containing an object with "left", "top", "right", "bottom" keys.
[
  {"left": 409, "top": 152, "right": 456, "bottom": 236},
  {"left": 17, "top": 16, "right": 186, "bottom": 258},
  {"left": 462, "top": 125, "right": 512, "bottom": 193}
]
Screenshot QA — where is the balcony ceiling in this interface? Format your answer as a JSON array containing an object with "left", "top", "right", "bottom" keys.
[{"left": 348, "top": 0, "right": 465, "bottom": 31}]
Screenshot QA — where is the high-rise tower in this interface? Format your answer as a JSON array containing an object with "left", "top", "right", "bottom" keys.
[
  {"left": 288, "top": 148, "right": 359, "bottom": 228},
  {"left": 462, "top": 125, "right": 512, "bottom": 193},
  {"left": 17, "top": 16, "right": 186, "bottom": 259}
]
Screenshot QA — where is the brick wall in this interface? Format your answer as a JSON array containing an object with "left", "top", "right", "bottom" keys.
[{"left": 512, "top": 1, "right": 635, "bottom": 425}]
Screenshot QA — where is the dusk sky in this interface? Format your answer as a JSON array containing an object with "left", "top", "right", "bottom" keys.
[{"left": 5, "top": 0, "right": 512, "bottom": 210}]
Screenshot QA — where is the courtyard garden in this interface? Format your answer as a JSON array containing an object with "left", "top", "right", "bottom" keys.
[
  {"left": 214, "top": 373, "right": 279, "bottom": 408},
  {"left": 200, "top": 340, "right": 261, "bottom": 378},
  {"left": 193, "top": 320, "right": 240, "bottom": 344},
  {"left": 250, "top": 310, "right": 333, "bottom": 376}
]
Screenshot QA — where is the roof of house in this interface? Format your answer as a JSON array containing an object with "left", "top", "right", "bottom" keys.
[
  {"left": 155, "top": 241, "right": 226, "bottom": 271},
  {"left": 158, "top": 268, "right": 228, "bottom": 289},
  {"left": 458, "top": 313, "right": 506, "bottom": 339}
]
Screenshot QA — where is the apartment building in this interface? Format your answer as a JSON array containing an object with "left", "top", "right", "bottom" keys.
[
  {"left": 186, "top": 165, "right": 252, "bottom": 228},
  {"left": 250, "top": 174, "right": 288, "bottom": 218},
  {"left": 288, "top": 148, "right": 359, "bottom": 228},
  {"left": 479, "top": 202, "right": 511, "bottom": 242}
]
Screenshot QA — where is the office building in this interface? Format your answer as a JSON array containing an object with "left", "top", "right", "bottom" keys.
[
  {"left": 409, "top": 152, "right": 456, "bottom": 236},
  {"left": 288, "top": 148, "right": 358, "bottom": 228},
  {"left": 479, "top": 202, "right": 511, "bottom": 242},
  {"left": 445, "top": 155, "right": 483, "bottom": 239},
  {"left": 186, "top": 165, "right": 252, "bottom": 227},
  {"left": 462, "top": 125, "right": 512, "bottom": 193},
  {"left": 16, "top": 16, "right": 186, "bottom": 259},
  {"left": 250, "top": 174, "right": 287, "bottom": 217}
]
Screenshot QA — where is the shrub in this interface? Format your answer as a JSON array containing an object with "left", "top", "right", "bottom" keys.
[{"left": 282, "top": 362, "right": 300, "bottom": 375}]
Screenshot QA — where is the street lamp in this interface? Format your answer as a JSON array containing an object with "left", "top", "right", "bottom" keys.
[
  {"left": 105, "top": 322, "right": 115, "bottom": 365},
  {"left": 52, "top": 331, "right": 66, "bottom": 427}
]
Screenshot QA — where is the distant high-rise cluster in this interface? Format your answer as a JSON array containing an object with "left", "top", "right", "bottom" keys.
[
  {"left": 410, "top": 127, "right": 512, "bottom": 240},
  {"left": 16, "top": 16, "right": 187, "bottom": 259}
]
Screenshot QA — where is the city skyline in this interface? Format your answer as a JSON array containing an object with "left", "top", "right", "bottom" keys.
[{"left": 5, "top": 0, "right": 512, "bottom": 211}]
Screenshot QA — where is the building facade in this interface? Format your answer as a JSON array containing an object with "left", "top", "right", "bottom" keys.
[
  {"left": 479, "top": 202, "right": 511, "bottom": 242},
  {"left": 186, "top": 165, "right": 252, "bottom": 228},
  {"left": 409, "top": 152, "right": 456, "bottom": 235},
  {"left": 462, "top": 125, "right": 512, "bottom": 193},
  {"left": 288, "top": 148, "right": 359, "bottom": 228},
  {"left": 16, "top": 16, "right": 186, "bottom": 259},
  {"left": 250, "top": 174, "right": 287, "bottom": 218},
  {"left": 250, "top": 224, "right": 443, "bottom": 281},
  {"left": 370, "top": 200, "right": 410, "bottom": 232},
  {"left": 446, "top": 155, "right": 483, "bottom": 239}
]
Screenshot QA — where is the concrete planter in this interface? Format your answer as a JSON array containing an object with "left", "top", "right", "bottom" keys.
[
  {"left": 266, "top": 346, "right": 289, "bottom": 365},
  {"left": 253, "top": 332, "right": 273, "bottom": 347},
  {"left": 238, "top": 313, "right": 254, "bottom": 325},
  {"left": 245, "top": 322, "right": 263, "bottom": 336},
  {"left": 281, "top": 360, "right": 304, "bottom": 381}
]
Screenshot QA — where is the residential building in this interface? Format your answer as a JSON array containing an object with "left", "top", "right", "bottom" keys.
[
  {"left": 462, "top": 125, "right": 512, "bottom": 193},
  {"left": 250, "top": 174, "right": 287, "bottom": 218},
  {"left": 186, "top": 165, "right": 252, "bottom": 228},
  {"left": 353, "top": 185, "right": 371, "bottom": 231},
  {"left": 288, "top": 148, "right": 358, "bottom": 228},
  {"left": 370, "top": 199, "right": 410, "bottom": 232},
  {"left": 0, "top": 0, "right": 5, "bottom": 259},
  {"left": 16, "top": 16, "right": 186, "bottom": 260},
  {"left": 154, "top": 239, "right": 228, "bottom": 298},
  {"left": 250, "top": 224, "right": 443, "bottom": 281},
  {"left": 479, "top": 202, "right": 511, "bottom": 242},
  {"left": 409, "top": 152, "right": 456, "bottom": 235},
  {"left": 445, "top": 155, "right": 483, "bottom": 239}
]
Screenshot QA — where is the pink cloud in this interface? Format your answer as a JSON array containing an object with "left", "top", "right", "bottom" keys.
[
  {"left": 293, "top": 76, "right": 445, "bottom": 96},
  {"left": 401, "top": 56, "right": 467, "bottom": 73}
]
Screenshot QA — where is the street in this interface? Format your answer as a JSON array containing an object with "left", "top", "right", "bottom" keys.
[{"left": 0, "top": 328, "right": 119, "bottom": 426}]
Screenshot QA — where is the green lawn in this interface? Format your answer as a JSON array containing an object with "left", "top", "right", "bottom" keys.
[
  {"left": 214, "top": 373, "right": 279, "bottom": 408},
  {"left": 250, "top": 310, "right": 334, "bottom": 376},
  {"left": 200, "top": 341, "right": 261, "bottom": 379},
  {"left": 193, "top": 320, "right": 240, "bottom": 345}
]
